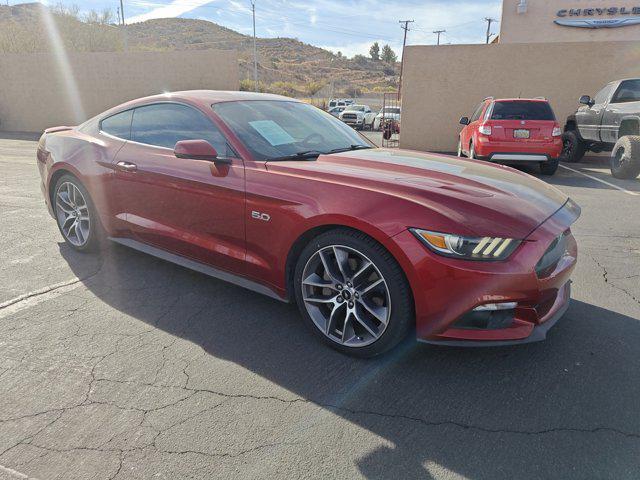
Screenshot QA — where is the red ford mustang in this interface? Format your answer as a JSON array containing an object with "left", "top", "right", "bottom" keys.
[{"left": 37, "top": 91, "right": 580, "bottom": 357}]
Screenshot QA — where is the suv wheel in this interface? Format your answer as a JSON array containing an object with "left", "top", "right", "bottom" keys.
[
  {"left": 468, "top": 141, "right": 476, "bottom": 160},
  {"left": 561, "top": 131, "right": 587, "bottom": 163},
  {"left": 539, "top": 157, "right": 559, "bottom": 176},
  {"left": 611, "top": 135, "right": 640, "bottom": 179},
  {"left": 293, "top": 228, "right": 414, "bottom": 358}
]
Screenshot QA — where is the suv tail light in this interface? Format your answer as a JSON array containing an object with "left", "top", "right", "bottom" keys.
[
  {"left": 552, "top": 126, "right": 562, "bottom": 137},
  {"left": 479, "top": 125, "right": 492, "bottom": 136}
]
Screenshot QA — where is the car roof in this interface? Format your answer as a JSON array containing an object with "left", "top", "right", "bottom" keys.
[
  {"left": 491, "top": 98, "right": 549, "bottom": 103},
  {"left": 100, "top": 90, "right": 299, "bottom": 118}
]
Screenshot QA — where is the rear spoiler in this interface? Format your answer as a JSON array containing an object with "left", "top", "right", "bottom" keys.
[{"left": 43, "top": 126, "right": 74, "bottom": 134}]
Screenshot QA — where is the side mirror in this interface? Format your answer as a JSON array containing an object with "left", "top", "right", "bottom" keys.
[
  {"left": 174, "top": 139, "right": 228, "bottom": 163},
  {"left": 579, "top": 95, "right": 593, "bottom": 106},
  {"left": 459, "top": 116, "right": 470, "bottom": 125}
]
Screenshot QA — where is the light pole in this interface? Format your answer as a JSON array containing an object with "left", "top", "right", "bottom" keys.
[{"left": 251, "top": 1, "right": 258, "bottom": 92}]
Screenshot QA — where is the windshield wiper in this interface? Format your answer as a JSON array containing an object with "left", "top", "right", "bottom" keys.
[
  {"left": 266, "top": 150, "right": 324, "bottom": 162},
  {"left": 326, "top": 145, "right": 373, "bottom": 154}
]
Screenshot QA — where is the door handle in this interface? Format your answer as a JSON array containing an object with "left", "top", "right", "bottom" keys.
[{"left": 116, "top": 161, "right": 137, "bottom": 173}]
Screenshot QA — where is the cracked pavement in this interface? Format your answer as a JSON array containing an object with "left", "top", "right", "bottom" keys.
[{"left": 1, "top": 134, "right": 639, "bottom": 479}]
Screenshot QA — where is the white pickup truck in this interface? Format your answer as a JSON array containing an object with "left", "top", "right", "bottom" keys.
[{"left": 338, "top": 105, "right": 377, "bottom": 130}]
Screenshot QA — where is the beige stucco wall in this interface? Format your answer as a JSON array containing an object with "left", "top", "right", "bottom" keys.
[
  {"left": 400, "top": 41, "right": 640, "bottom": 153},
  {"left": 0, "top": 50, "right": 238, "bottom": 132},
  {"left": 501, "top": 0, "right": 640, "bottom": 43}
]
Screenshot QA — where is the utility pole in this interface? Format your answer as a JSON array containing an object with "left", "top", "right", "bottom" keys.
[
  {"left": 433, "top": 30, "right": 445, "bottom": 46},
  {"left": 120, "top": 0, "right": 125, "bottom": 25},
  {"left": 484, "top": 17, "right": 497, "bottom": 44},
  {"left": 251, "top": 1, "right": 258, "bottom": 92},
  {"left": 397, "top": 19, "right": 414, "bottom": 101}
]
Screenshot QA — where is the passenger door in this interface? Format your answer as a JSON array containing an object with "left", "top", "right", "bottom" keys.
[
  {"left": 460, "top": 102, "right": 485, "bottom": 154},
  {"left": 577, "top": 83, "right": 614, "bottom": 142},
  {"left": 601, "top": 79, "right": 640, "bottom": 144},
  {"left": 113, "top": 102, "right": 246, "bottom": 274}
]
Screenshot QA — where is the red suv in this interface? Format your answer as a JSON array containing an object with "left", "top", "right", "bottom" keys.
[{"left": 457, "top": 98, "right": 563, "bottom": 175}]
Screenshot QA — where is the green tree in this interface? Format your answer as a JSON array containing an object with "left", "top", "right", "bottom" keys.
[
  {"left": 369, "top": 42, "right": 380, "bottom": 61},
  {"left": 381, "top": 44, "right": 397, "bottom": 64}
]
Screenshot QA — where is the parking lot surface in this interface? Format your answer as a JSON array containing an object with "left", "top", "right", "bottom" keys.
[{"left": 1, "top": 134, "right": 639, "bottom": 480}]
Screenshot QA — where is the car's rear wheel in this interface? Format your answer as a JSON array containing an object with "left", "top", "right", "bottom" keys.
[
  {"left": 611, "top": 135, "right": 640, "bottom": 179},
  {"left": 293, "top": 229, "right": 414, "bottom": 357},
  {"left": 561, "top": 131, "right": 586, "bottom": 163},
  {"left": 539, "top": 157, "right": 559, "bottom": 176},
  {"left": 457, "top": 139, "right": 464, "bottom": 157},
  {"left": 54, "top": 174, "right": 102, "bottom": 252}
]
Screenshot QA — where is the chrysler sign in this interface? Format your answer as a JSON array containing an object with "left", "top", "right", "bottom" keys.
[{"left": 556, "top": 6, "right": 640, "bottom": 28}]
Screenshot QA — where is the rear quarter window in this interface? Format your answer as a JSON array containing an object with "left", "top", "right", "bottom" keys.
[
  {"left": 491, "top": 101, "right": 555, "bottom": 121},
  {"left": 100, "top": 110, "right": 133, "bottom": 139}
]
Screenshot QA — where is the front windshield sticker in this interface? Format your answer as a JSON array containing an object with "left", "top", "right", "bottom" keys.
[{"left": 249, "top": 120, "right": 296, "bottom": 146}]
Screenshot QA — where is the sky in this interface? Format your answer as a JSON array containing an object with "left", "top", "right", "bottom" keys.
[{"left": 26, "top": 0, "right": 503, "bottom": 57}]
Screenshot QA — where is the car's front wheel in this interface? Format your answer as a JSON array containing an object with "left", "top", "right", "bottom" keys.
[
  {"left": 561, "top": 131, "right": 586, "bottom": 163},
  {"left": 611, "top": 135, "right": 640, "bottom": 179},
  {"left": 293, "top": 229, "right": 414, "bottom": 357},
  {"left": 53, "top": 174, "right": 102, "bottom": 252},
  {"left": 457, "top": 139, "right": 464, "bottom": 157}
]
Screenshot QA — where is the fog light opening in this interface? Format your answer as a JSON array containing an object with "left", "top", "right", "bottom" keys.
[{"left": 453, "top": 302, "right": 518, "bottom": 330}]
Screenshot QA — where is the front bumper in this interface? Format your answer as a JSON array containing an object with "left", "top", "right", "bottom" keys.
[{"left": 394, "top": 201, "right": 579, "bottom": 346}]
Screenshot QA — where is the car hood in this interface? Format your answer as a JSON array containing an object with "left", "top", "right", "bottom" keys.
[{"left": 266, "top": 148, "right": 569, "bottom": 239}]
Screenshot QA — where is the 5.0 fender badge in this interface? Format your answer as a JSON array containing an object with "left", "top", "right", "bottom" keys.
[{"left": 251, "top": 211, "right": 271, "bottom": 222}]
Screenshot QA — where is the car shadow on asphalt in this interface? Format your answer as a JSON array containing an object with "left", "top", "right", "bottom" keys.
[{"left": 60, "top": 242, "right": 640, "bottom": 479}]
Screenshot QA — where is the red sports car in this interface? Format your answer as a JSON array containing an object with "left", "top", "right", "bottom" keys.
[
  {"left": 37, "top": 91, "right": 580, "bottom": 357},
  {"left": 458, "top": 97, "right": 564, "bottom": 176}
]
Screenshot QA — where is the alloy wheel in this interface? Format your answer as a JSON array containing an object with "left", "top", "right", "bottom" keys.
[
  {"left": 301, "top": 245, "right": 391, "bottom": 347},
  {"left": 55, "top": 181, "right": 91, "bottom": 247}
]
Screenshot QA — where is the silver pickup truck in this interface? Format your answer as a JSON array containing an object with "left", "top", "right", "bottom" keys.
[{"left": 563, "top": 78, "right": 640, "bottom": 179}]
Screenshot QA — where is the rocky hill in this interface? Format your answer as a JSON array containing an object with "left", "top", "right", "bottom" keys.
[{"left": 0, "top": 3, "right": 399, "bottom": 97}]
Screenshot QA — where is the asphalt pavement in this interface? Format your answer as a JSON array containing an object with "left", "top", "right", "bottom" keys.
[{"left": 1, "top": 134, "right": 639, "bottom": 480}]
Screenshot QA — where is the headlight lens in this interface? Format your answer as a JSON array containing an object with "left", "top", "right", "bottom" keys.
[{"left": 411, "top": 229, "right": 521, "bottom": 261}]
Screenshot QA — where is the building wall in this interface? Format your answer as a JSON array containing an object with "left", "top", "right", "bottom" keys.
[
  {"left": 400, "top": 41, "right": 640, "bottom": 153},
  {"left": 501, "top": 0, "right": 640, "bottom": 44},
  {"left": 0, "top": 50, "right": 238, "bottom": 132}
]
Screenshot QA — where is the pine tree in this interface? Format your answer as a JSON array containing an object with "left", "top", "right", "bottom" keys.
[
  {"left": 381, "top": 44, "right": 397, "bottom": 64},
  {"left": 369, "top": 42, "right": 380, "bottom": 61}
]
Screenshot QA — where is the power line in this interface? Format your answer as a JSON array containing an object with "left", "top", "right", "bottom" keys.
[
  {"left": 433, "top": 29, "right": 445, "bottom": 46},
  {"left": 484, "top": 17, "right": 498, "bottom": 44},
  {"left": 398, "top": 19, "right": 414, "bottom": 101}
]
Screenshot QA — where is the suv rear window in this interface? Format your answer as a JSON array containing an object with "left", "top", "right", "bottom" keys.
[{"left": 491, "top": 101, "right": 555, "bottom": 121}]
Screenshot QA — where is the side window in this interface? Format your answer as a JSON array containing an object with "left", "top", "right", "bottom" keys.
[
  {"left": 131, "top": 103, "right": 231, "bottom": 156},
  {"left": 470, "top": 103, "right": 485, "bottom": 122},
  {"left": 611, "top": 80, "right": 640, "bottom": 104},
  {"left": 100, "top": 110, "right": 133, "bottom": 139},
  {"left": 594, "top": 84, "right": 614, "bottom": 105}
]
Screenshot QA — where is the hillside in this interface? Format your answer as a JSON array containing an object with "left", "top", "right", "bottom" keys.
[{"left": 0, "top": 3, "right": 399, "bottom": 97}]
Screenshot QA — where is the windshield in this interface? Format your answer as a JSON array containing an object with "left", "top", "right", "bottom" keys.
[
  {"left": 345, "top": 105, "right": 366, "bottom": 112},
  {"left": 213, "top": 100, "right": 372, "bottom": 161},
  {"left": 491, "top": 101, "right": 555, "bottom": 121},
  {"left": 382, "top": 107, "right": 401, "bottom": 114}
]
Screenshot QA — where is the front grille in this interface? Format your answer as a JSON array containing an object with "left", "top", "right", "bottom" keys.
[
  {"left": 342, "top": 114, "right": 357, "bottom": 121},
  {"left": 535, "top": 231, "right": 568, "bottom": 278}
]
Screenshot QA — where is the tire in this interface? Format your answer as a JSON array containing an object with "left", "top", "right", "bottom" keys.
[
  {"left": 611, "top": 135, "right": 640, "bottom": 179},
  {"left": 457, "top": 139, "right": 465, "bottom": 157},
  {"left": 53, "top": 174, "right": 103, "bottom": 252},
  {"left": 468, "top": 141, "right": 476, "bottom": 160},
  {"left": 539, "top": 157, "right": 559, "bottom": 176},
  {"left": 561, "top": 131, "right": 587, "bottom": 163},
  {"left": 293, "top": 228, "right": 414, "bottom": 358}
]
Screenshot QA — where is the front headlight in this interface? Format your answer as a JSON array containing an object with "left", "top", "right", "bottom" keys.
[{"left": 410, "top": 229, "right": 521, "bottom": 261}]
